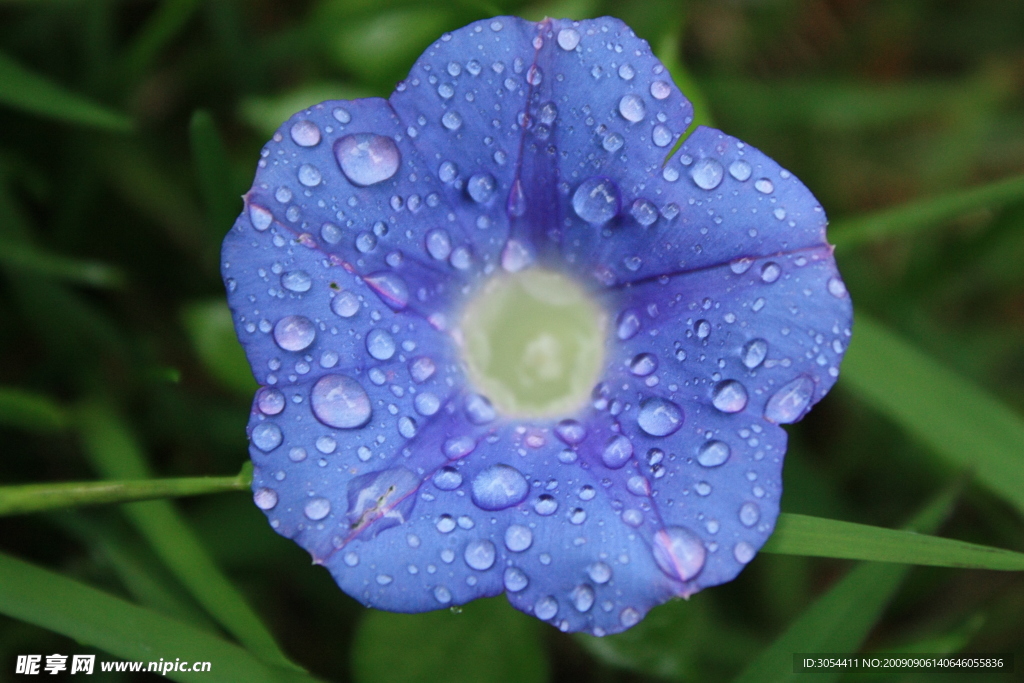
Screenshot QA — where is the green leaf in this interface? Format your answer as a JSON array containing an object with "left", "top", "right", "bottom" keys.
[
  {"left": 831, "top": 173, "right": 1024, "bottom": 248},
  {"left": 76, "top": 402, "right": 299, "bottom": 671},
  {"left": 0, "top": 551, "right": 321, "bottom": 683},
  {"left": 0, "top": 387, "right": 67, "bottom": 432},
  {"left": 238, "top": 83, "right": 372, "bottom": 137},
  {"left": 0, "top": 464, "right": 251, "bottom": 517},
  {"left": 122, "top": 0, "right": 202, "bottom": 80},
  {"left": 351, "top": 597, "right": 549, "bottom": 683},
  {"left": 189, "top": 110, "right": 240, "bottom": 238},
  {"left": 0, "top": 241, "right": 125, "bottom": 288},
  {"left": 181, "top": 300, "right": 258, "bottom": 397},
  {"left": 763, "top": 513, "right": 1024, "bottom": 570},
  {"left": 732, "top": 489, "right": 956, "bottom": 683},
  {"left": 841, "top": 314, "right": 1024, "bottom": 516},
  {"left": 0, "top": 50, "right": 132, "bottom": 131}
]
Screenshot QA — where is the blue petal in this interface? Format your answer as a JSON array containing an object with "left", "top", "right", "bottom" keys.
[{"left": 223, "top": 15, "right": 853, "bottom": 637}]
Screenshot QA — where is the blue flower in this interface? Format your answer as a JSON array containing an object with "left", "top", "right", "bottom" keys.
[{"left": 223, "top": 16, "right": 851, "bottom": 636}]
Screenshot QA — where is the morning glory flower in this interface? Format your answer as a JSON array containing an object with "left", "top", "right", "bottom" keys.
[{"left": 223, "top": 16, "right": 851, "bottom": 636}]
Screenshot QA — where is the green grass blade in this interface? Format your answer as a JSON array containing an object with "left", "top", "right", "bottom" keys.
[
  {"left": 0, "top": 241, "right": 125, "bottom": 288},
  {"left": 0, "top": 464, "right": 251, "bottom": 516},
  {"left": 123, "top": 0, "right": 202, "bottom": 79},
  {"left": 732, "top": 490, "right": 956, "bottom": 683},
  {"left": 841, "top": 314, "right": 1024, "bottom": 516},
  {"left": 352, "top": 597, "right": 548, "bottom": 683},
  {"left": 0, "top": 387, "right": 67, "bottom": 432},
  {"left": 763, "top": 512, "right": 1024, "bottom": 570},
  {"left": 831, "top": 174, "right": 1024, "bottom": 248},
  {"left": 75, "top": 401, "right": 301, "bottom": 671},
  {"left": 189, "top": 110, "right": 239, "bottom": 238},
  {"left": 0, "top": 50, "right": 132, "bottom": 131},
  {"left": 181, "top": 300, "right": 258, "bottom": 396},
  {"left": 0, "top": 551, "right": 321, "bottom": 683}
]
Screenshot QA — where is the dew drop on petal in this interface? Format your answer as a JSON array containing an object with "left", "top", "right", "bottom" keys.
[
  {"left": 290, "top": 120, "right": 321, "bottom": 147},
  {"left": 697, "top": 440, "right": 730, "bottom": 467},
  {"left": 691, "top": 158, "right": 724, "bottom": 190},
  {"left": 712, "top": 380, "right": 748, "bottom": 413},
  {"left": 571, "top": 585, "right": 595, "bottom": 613},
  {"left": 588, "top": 562, "right": 612, "bottom": 584},
  {"left": 467, "top": 173, "right": 497, "bottom": 203},
  {"left": 572, "top": 177, "right": 620, "bottom": 225},
  {"left": 409, "top": 356, "right": 437, "bottom": 383},
  {"left": 281, "top": 270, "right": 312, "bottom": 293},
  {"left": 742, "top": 338, "right": 768, "bottom": 369},
  {"left": 304, "top": 497, "right": 331, "bottom": 521},
  {"left": 433, "top": 466, "right": 462, "bottom": 490},
  {"left": 533, "top": 495, "right": 558, "bottom": 516},
  {"left": 650, "top": 80, "right": 671, "bottom": 100},
  {"left": 630, "top": 199, "right": 658, "bottom": 227},
  {"left": 273, "top": 315, "right": 316, "bottom": 352},
  {"left": 557, "top": 28, "right": 580, "bottom": 51},
  {"left": 504, "top": 524, "right": 532, "bottom": 552},
  {"left": 764, "top": 375, "right": 814, "bottom": 423},
  {"left": 249, "top": 204, "right": 272, "bottom": 231},
  {"left": 254, "top": 487, "right": 278, "bottom": 510},
  {"left": 760, "top": 262, "right": 781, "bottom": 284},
  {"left": 534, "top": 596, "right": 558, "bottom": 620},
  {"left": 471, "top": 464, "right": 529, "bottom": 510},
  {"left": 652, "top": 124, "right": 673, "bottom": 148},
  {"left": 504, "top": 567, "right": 528, "bottom": 592},
  {"left": 617, "top": 310, "right": 640, "bottom": 340},
  {"left": 603, "top": 133, "right": 624, "bottom": 152},
  {"left": 728, "top": 159, "right": 752, "bottom": 181},
  {"left": 501, "top": 239, "right": 533, "bottom": 273},
  {"left": 734, "top": 541, "right": 756, "bottom": 564},
  {"left": 334, "top": 134, "right": 400, "bottom": 187},
  {"left": 637, "top": 398, "right": 684, "bottom": 436},
  {"left": 441, "top": 110, "right": 463, "bottom": 131},
  {"left": 618, "top": 94, "right": 646, "bottom": 122},
  {"left": 464, "top": 539, "right": 496, "bottom": 571},
  {"left": 754, "top": 178, "right": 774, "bottom": 194},
  {"left": 652, "top": 526, "right": 706, "bottom": 581},
  {"left": 310, "top": 375, "right": 372, "bottom": 429},
  {"left": 366, "top": 328, "right": 396, "bottom": 360},
  {"left": 364, "top": 272, "right": 409, "bottom": 310},
  {"left": 739, "top": 502, "right": 760, "bottom": 527},
  {"left": 251, "top": 423, "right": 282, "bottom": 451},
  {"left": 601, "top": 435, "right": 634, "bottom": 469},
  {"left": 434, "top": 586, "right": 452, "bottom": 604},
  {"left": 256, "top": 387, "right": 285, "bottom": 415},
  {"left": 444, "top": 436, "right": 476, "bottom": 460},
  {"left": 331, "top": 291, "right": 360, "bottom": 317},
  {"left": 629, "top": 352, "right": 658, "bottom": 376},
  {"left": 426, "top": 228, "right": 452, "bottom": 260},
  {"left": 464, "top": 393, "right": 496, "bottom": 424},
  {"left": 555, "top": 419, "right": 586, "bottom": 445},
  {"left": 297, "top": 164, "right": 321, "bottom": 187},
  {"left": 828, "top": 277, "right": 848, "bottom": 298},
  {"left": 414, "top": 392, "right": 440, "bottom": 416},
  {"left": 620, "top": 608, "right": 641, "bottom": 628}
]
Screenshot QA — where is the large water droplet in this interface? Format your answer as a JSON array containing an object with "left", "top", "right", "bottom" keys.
[
  {"left": 652, "top": 526, "right": 706, "bottom": 581},
  {"left": 253, "top": 487, "right": 278, "bottom": 510},
  {"left": 572, "top": 177, "right": 620, "bottom": 225},
  {"left": 629, "top": 353, "right": 658, "bottom": 376},
  {"left": 557, "top": 28, "right": 580, "bottom": 50},
  {"left": 364, "top": 272, "right": 409, "bottom": 311},
  {"left": 534, "top": 595, "right": 558, "bottom": 620},
  {"left": 728, "top": 159, "right": 752, "bottom": 181},
  {"left": 441, "top": 110, "right": 463, "bottom": 131},
  {"left": 754, "top": 178, "right": 774, "bottom": 194},
  {"left": 249, "top": 204, "right": 272, "bottom": 231},
  {"left": 601, "top": 435, "right": 633, "bottom": 469},
  {"left": 712, "top": 380, "right": 749, "bottom": 413},
  {"left": 426, "top": 229, "right": 452, "bottom": 260},
  {"left": 251, "top": 423, "right": 282, "bottom": 452},
  {"left": 504, "top": 524, "right": 532, "bottom": 552},
  {"left": 588, "top": 562, "right": 612, "bottom": 584},
  {"left": 764, "top": 375, "right": 814, "bottom": 423},
  {"left": 290, "top": 120, "right": 321, "bottom": 147},
  {"left": 618, "top": 94, "right": 646, "bottom": 122},
  {"left": 332, "top": 290, "right": 360, "bottom": 318},
  {"left": 533, "top": 494, "right": 557, "bottom": 516},
  {"left": 697, "top": 440, "right": 730, "bottom": 467},
  {"left": 691, "top": 158, "right": 724, "bottom": 190},
  {"left": 652, "top": 124, "right": 673, "bottom": 148},
  {"left": 304, "top": 497, "right": 331, "bottom": 521},
  {"left": 256, "top": 388, "right": 285, "bottom": 415},
  {"left": 464, "top": 539, "right": 496, "bottom": 571},
  {"left": 571, "top": 584, "right": 595, "bottom": 613},
  {"left": 297, "top": 164, "right": 321, "bottom": 187},
  {"left": 334, "top": 134, "right": 400, "bottom": 187},
  {"left": 281, "top": 270, "right": 312, "bottom": 293},
  {"left": 273, "top": 315, "right": 315, "bottom": 352},
  {"left": 366, "top": 328, "right": 396, "bottom": 360},
  {"left": 311, "top": 375, "right": 372, "bottom": 429},
  {"left": 414, "top": 392, "right": 440, "bottom": 416},
  {"left": 504, "top": 566, "right": 528, "bottom": 592},
  {"left": 637, "top": 398, "right": 684, "bottom": 437},
  {"left": 742, "top": 338, "right": 768, "bottom": 369},
  {"left": 650, "top": 80, "right": 671, "bottom": 99},
  {"left": 471, "top": 464, "right": 529, "bottom": 510},
  {"left": 467, "top": 173, "right": 497, "bottom": 203}
]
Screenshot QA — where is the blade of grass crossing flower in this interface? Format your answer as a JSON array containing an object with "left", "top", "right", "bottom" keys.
[
  {"left": 0, "top": 387, "right": 67, "bottom": 432},
  {"left": 841, "top": 315, "right": 1024, "bottom": 517},
  {"left": 352, "top": 596, "right": 549, "bottom": 683},
  {"left": 0, "top": 465, "right": 252, "bottom": 516},
  {"left": 75, "top": 401, "right": 302, "bottom": 672},
  {"left": 831, "top": 173, "right": 1024, "bottom": 248},
  {"left": 0, "top": 51, "right": 132, "bottom": 131},
  {"left": 0, "top": 551, "right": 322, "bottom": 683},
  {"left": 189, "top": 110, "right": 240, "bottom": 239},
  {"left": 763, "top": 513, "right": 1024, "bottom": 570},
  {"left": 732, "top": 489, "right": 957, "bottom": 683}
]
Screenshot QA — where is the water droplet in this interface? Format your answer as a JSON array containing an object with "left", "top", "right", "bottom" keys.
[
  {"left": 436, "top": 515, "right": 456, "bottom": 533},
  {"left": 434, "top": 586, "right": 452, "bottom": 604},
  {"left": 588, "top": 562, "right": 612, "bottom": 584},
  {"left": 464, "top": 539, "right": 496, "bottom": 570},
  {"left": 653, "top": 526, "right": 706, "bottom": 581},
  {"left": 441, "top": 110, "right": 463, "bottom": 131},
  {"left": 426, "top": 229, "right": 452, "bottom": 260},
  {"left": 739, "top": 502, "right": 760, "bottom": 527},
  {"left": 501, "top": 239, "right": 533, "bottom": 272},
  {"left": 464, "top": 394, "right": 496, "bottom": 425},
  {"left": 573, "top": 177, "right": 620, "bottom": 225},
  {"left": 618, "top": 94, "right": 646, "bottom": 122},
  {"left": 533, "top": 494, "right": 558, "bottom": 516},
  {"left": 697, "top": 440, "right": 730, "bottom": 467},
  {"left": 760, "top": 262, "right": 781, "bottom": 283},
  {"left": 364, "top": 272, "right": 409, "bottom": 311},
  {"left": 691, "top": 158, "right": 724, "bottom": 190},
  {"left": 764, "top": 375, "right": 814, "bottom": 424},
  {"left": 290, "top": 120, "right": 321, "bottom": 147},
  {"left": 507, "top": 179, "right": 527, "bottom": 218},
  {"left": 438, "top": 161, "right": 458, "bottom": 183},
  {"left": 333, "top": 107, "right": 351, "bottom": 123},
  {"left": 504, "top": 524, "right": 532, "bottom": 552},
  {"left": 572, "top": 584, "right": 595, "bottom": 612},
  {"left": 602, "top": 435, "right": 633, "bottom": 469},
  {"left": 296, "top": 164, "right": 321, "bottom": 188},
  {"left": 712, "top": 380, "right": 748, "bottom": 413},
  {"left": 651, "top": 124, "right": 673, "bottom": 148},
  {"left": 568, "top": 507, "right": 586, "bottom": 524},
  {"left": 467, "top": 173, "right": 496, "bottom": 203},
  {"left": 603, "top": 132, "right": 624, "bottom": 152},
  {"left": 280, "top": 270, "right": 312, "bottom": 293},
  {"left": 650, "top": 80, "right": 671, "bottom": 99},
  {"left": 728, "top": 160, "right": 752, "bottom": 181},
  {"left": 617, "top": 310, "right": 640, "bottom": 340},
  {"left": 578, "top": 485, "right": 595, "bottom": 501},
  {"left": 256, "top": 388, "right": 285, "bottom": 415},
  {"left": 742, "top": 338, "right": 768, "bottom": 369},
  {"left": 304, "top": 497, "right": 331, "bottom": 521},
  {"left": 734, "top": 541, "right": 755, "bottom": 564},
  {"left": 637, "top": 398, "right": 684, "bottom": 437},
  {"left": 414, "top": 392, "right": 440, "bottom": 416},
  {"left": 249, "top": 204, "right": 272, "bottom": 231},
  {"left": 630, "top": 199, "right": 658, "bottom": 227},
  {"left": 629, "top": 352, "right": 658, "bottom": 376},
  {"left": 444, "top": 436, "right": 475, "bottom": 460},
  {"left": 334, "top": 134, "right": 400, "bottom": 187},
  {"left": 253, "top": 487, "right": 278, "bottom": 510},
  {"left": 754, "top": 178, "right": 774, "bottom": 194},
  {"left": 471, "top": 464, "right": 529, "bottom": 510},
  {"left": 504, "top": 566, "right": 528, "bottom": 592},
  {"left": 429, "top": 466, "right": 461, "bottom": 491},
  {"left": 311, "top": 375, "right": 372, "bottom": 429},
  {"left": 620, "top": 607, "right": 641, "bottom": 627},
  {"left": 557, "top": 27, "right": 580, "bottom": 50},
  {"left": 534, "top": 595, "right": 558, "bottom": 620},
  {"left": 555, "top": 419, "right": 586, "bottom": 445},
  {"left": 332, "top": 290, "right": 360, "bottom": 317},
  {"left": 827, "top": 277, "right": 848, "bottom": 298},
  {"left": 398, "top": 416, "right": 417, "bottom": 438},
  {"left": 366, "top": 329, "right": 396, "bottom": 360},
  {"left": 409, "top": 356, "right": 436, "bottom": 383},
  {"left": 273, "top": 315, "right": 315, "bottom": 352},
  {"left": 627, "top": 475, "right": 650, "bottom": 497}
]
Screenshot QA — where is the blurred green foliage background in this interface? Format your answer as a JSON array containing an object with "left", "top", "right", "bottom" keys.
[{"left": 1, "top": 0, "right": 1023, "bottom": 681}]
